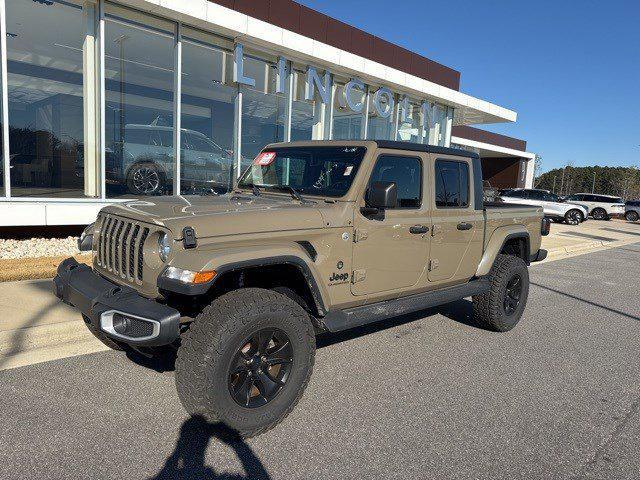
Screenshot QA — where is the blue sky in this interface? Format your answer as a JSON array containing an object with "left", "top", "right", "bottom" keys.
[{"left": 299, "top": 0, "right": 639, "bottom": 173}]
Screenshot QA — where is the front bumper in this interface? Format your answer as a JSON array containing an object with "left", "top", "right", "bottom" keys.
[{"left": 53, "top": 258, "right": 180, "bottom": 347}]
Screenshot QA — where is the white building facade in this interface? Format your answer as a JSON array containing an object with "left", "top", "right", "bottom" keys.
[{"left": 0, "top": 0, "right": 533, "bottom": 226}]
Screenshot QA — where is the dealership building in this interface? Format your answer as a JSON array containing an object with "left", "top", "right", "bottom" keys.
[{"left": 0, "top": 0, "right": 535, "bottom": 226}]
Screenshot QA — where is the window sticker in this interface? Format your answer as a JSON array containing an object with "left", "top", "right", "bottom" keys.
[
  {"left": 254, "top": 152, "right": 276, "bottom": 166},
  {"left": 343, "top": 165, "right": 354, "bottom": 176}
]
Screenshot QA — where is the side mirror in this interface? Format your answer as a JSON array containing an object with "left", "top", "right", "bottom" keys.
[{"left": 366, "top": 181, "right": 397, "bottom": 210}]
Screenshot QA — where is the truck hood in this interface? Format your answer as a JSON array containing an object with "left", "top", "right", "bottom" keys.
[{"left": 101, "top": 194, "right": 327, "bottom": 239}]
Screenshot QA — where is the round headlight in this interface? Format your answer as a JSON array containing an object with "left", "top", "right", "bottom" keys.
[{"left": 158, "top": 232, "right": 171, "bottom": 262}]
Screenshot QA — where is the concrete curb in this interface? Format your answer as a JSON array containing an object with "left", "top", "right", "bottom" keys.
[
  {"left": 543, "top": 238, "right": 639, "bottom": 261},
  {"left": 0, "top": 320, "right": 108, "bottom": 371}
]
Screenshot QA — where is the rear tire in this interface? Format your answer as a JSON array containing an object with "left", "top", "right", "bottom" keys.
[
  {"left": 83, "top": 315, "right": 126, "bottom": 351},
  {"left": 591, "top": 208, "right": 608, "bottom": 221},
  {"left": 564, "top": 209, "right": 583, "bottom": 225},
  {"left": 473, "top": 254, "right": 530, "bottom": 332},
  {"left": 625, "top": 211, "right": 639, "bottom": 222},
  {"left": 175, "top": 288, "right": 316, "bottom": 437}
]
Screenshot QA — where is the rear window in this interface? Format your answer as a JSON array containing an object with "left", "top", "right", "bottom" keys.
[{"left": 435, "top": 160, "right": 469, "bottom": 208}]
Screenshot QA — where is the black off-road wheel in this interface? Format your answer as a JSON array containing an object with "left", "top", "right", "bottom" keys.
[
  {"left": 175, "top": 288, "right": 316, "bottom": 437},
  {"left": 472, "top": 254, "right": 530, "bottom": 332},
  {"left": 591, "top": 208, "right": 608, "bottom": 221},
  {"left": 83, "top": 315, "right": 126, "bottom": 351},
  {"left": 564, "top": 209, "right": 583, "bottom": 225},
  {"left": 625, "top": 210, "right": 639, "bottom": 222}
]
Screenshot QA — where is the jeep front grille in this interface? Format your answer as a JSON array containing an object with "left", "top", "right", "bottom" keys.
[{"left": 96, "top": 215, "right": 151, "bottom": 283}]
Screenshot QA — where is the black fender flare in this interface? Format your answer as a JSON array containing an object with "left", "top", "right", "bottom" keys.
[
  {"left": 158, "top": 255, "right": 328, "bottom": 316},
  {"left": 496, "top": 232, "right": 531, "bottom": 266}
]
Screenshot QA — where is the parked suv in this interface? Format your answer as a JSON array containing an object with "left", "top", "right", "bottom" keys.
[
  {"left": 497, "top": 188, "right": 588, "bottom": 225},
  {"left": 563, "top": 193, "right": 626, "bottom": 220},
  {"left": 55, "top": 140, "right": 548, "bottom": 437},
  {"left": 625, "top": 201, "right": 640, "bottom": 222},
  {"left": 107, "top": 124, "right": 237, "bottom": 196}
]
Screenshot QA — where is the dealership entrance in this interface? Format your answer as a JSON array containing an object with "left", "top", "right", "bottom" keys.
[{"left": 451, "top": 126, "right": 534, "bottom": 190}]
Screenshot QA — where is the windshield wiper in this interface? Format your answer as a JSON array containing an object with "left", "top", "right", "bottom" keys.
[{"left": 269, "top": 185, "right": 308, "bottom": 203}]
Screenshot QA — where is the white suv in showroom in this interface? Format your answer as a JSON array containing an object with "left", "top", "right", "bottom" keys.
[
  {"left": 497, "top": 188, "right": 589, "bottom": 225},
  {"left": 563, "top": 193, "right": 626, "bottom": 220}
]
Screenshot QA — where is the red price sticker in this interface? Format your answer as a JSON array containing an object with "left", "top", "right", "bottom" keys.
[{"left": 254, "top": 152, "right": 276, "bottom": 166}]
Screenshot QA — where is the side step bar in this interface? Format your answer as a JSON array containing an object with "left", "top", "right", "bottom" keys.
[{"left": 321, "top": 278, "right": 490, "bottom": 333}]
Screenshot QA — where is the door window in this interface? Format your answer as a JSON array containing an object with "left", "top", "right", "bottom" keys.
[
  {"left": 543, "top": 192, "right": 560, "bottom": 202},
  {"left": 504, "top": 189, "right": 525, "bottom": 198},
  {"left": 367, "top": 155, "right": 422, "bottom": 208},
  {"left": 435, "top": 160, "right": 469, "bottom": 208}
]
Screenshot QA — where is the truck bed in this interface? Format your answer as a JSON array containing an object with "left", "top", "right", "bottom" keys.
[{"left": 482, "top": 202, "right": 544, "bottom": 256}]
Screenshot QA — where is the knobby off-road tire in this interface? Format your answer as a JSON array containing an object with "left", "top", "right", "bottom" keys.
[
  {"left": 83, "top": 315, "right": 126, "bottom": 351},
  {"left": 175, "top": 288, "right": 316, "bottom": 437},
  {"left": 472, "top": 254, "right": 530, "bottom": 332}
]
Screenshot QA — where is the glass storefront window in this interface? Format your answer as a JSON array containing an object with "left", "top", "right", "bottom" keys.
[
  {"left": 366, "top": 90, "right": 394, "bottom": 140},
  {"left": 180, "top": 28, "right": 236, "bottom": 195},
  {"left": 290, "top": 70, "right": 316, "bottom": 142},
  {"left": 0, "top": 54, "right": 4, "bottom": 196},
  {"left": 6, "top": 0, "right": 86, "bottom": 198},
  {"left": 104, "top": 6, "right": 175, "bottom": 197},
  {"left": 396, "top": 100, "right": 423, "bottom": 143},
  {"left": 332, "top": 82, "right": 364, "bottom": 140},
  {"left": 429, "top": 103, "right": 447, "bottom": 147},
  {"left": 240, "top": 54, "right": 285, "bottom": 161}
]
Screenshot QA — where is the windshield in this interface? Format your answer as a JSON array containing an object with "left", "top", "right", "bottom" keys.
[{"left": 237, "top": 146, "right": 367, "bottom": 198}]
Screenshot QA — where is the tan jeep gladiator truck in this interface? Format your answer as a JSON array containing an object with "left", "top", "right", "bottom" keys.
[{"left": 54, "top": 140, "right": 549, "bottom": 436}]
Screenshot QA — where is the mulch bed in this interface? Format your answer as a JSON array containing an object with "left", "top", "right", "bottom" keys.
[{"left": 0, "top": 254, "right": 92, "bottom": 282}]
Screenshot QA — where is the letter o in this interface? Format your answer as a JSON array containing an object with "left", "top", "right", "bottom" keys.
[
  {"left": 344, "top": 78, "right": 365, "bottom": 113},
  {"left": 373, "top": 87, "right": 394, "bottom": 119}
]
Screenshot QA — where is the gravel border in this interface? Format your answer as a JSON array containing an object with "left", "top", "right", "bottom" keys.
[{"left": 0, "top": 237, "right": 81, "bottom": 260}]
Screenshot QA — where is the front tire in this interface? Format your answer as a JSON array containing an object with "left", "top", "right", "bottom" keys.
[
  {"left": 564, "top": 209, "right": 583, "bottom": 225},
  {"left": 591, "top": 208, "right": 608, "bottom": 221},
  {"left": 126, "top": 162, "right": 164, "bottom": 195},
  {"left": 625, "top": 211, "right": 639, "bottom": 222},
  {"left": 175, "top": 288, "right": 316, "bottom": 437},
  {"left": 472, "top": 254, "right": 530, "bottom": 332}
]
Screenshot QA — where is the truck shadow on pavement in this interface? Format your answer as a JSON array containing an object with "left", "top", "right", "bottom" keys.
[
  {"left": 149, "top": 415, "right": 271, "bottom": 480},
  {"left": 318, "top": 299, "right": 490, "bottom": 348}
]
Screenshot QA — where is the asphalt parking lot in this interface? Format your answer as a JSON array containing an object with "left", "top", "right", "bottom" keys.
[{"left": 2, "top": 243, "right": 640, "bottom": 480}]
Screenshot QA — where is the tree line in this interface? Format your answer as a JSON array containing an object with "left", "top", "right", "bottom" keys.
[{"left": 535, "top": 165, "right": 640, "bottom": 200}]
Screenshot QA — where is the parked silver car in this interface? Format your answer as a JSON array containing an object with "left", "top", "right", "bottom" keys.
[
  {"left": 497, "top": 188, "right": 589, "bottom": 225},
  {"left": 625, "top": 201, "right": 640, "bottom": 222}
]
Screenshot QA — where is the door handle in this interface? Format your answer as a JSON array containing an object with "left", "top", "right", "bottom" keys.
[
  {"left": 409, "top": 225, "right": 429, "bottom": 234},
  {"left": 457, "top": 222, "right": 473, "bottom": 231}
]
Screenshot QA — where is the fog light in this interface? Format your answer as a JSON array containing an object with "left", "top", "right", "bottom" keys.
[{"left": 112, "top": 313, "right": 131, "bottom": 334}]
